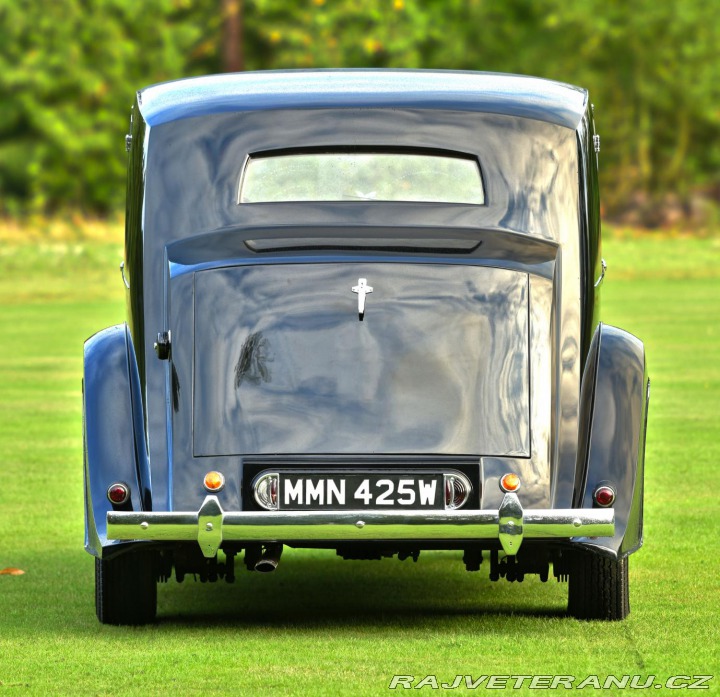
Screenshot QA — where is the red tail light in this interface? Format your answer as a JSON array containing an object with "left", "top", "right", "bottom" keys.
[
  {"left": 593, "top": 485, "right": 615, "bottom": 507},
  {"left": 107, "top": 483, "right": 130, "bottom": 505}
]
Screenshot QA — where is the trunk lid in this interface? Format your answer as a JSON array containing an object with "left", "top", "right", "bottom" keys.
[{"left": 192, "top": 262, "right": 529, "bottom": 457}]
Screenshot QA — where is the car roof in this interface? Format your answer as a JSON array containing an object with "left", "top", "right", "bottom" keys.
[{"left": 138, "top": 69, "right": 588, "bottom": 130}]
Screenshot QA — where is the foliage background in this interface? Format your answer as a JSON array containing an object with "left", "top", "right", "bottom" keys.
[{"left": 0, "top": 0, "right": 718, "bottom": 224}]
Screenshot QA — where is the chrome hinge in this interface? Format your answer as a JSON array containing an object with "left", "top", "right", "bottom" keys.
[
  {"left": 154, "top": 331, "right": 171, "bottom": 360},
  {"left": 593, "top": 134, "right": 601, "bottom": 153},
  {"left": 125, "top": 134, "right": 132, "bottom": 152}
]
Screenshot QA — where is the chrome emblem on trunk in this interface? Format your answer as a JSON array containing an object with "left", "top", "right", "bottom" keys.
[{"left": 351, "top": 278, "right": 373, "bottom": 321}]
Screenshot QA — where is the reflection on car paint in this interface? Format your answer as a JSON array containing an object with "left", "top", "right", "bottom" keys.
[{"left": 234, "top": 331, "right": 272, "bottom": 388}]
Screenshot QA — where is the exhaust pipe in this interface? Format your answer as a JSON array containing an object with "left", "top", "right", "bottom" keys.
[{"left": 254, "top": 544, "right": 283, "bottom": 573}]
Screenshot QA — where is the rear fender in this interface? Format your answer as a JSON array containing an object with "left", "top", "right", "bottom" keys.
[
  {"left": 83, "top": 324, "right": 151, "bottom": 557},
  {"left": 572, "top": 323, "right": 649, "bottom": 558}
]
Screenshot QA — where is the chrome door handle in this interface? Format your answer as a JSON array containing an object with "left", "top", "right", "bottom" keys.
[
  {"left": 594, "top": 258, "right": 607, "bottom": 288},
  {"left": 120, "top": 261, "right": 130, "bottom": 289}
]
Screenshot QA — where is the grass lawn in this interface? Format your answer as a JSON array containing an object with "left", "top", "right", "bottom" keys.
[{"left": 0, "top": 228, "right": 718, "bottom": 695}]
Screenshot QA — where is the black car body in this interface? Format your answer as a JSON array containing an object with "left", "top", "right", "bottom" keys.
[{"left": 83, "top": 70, "right": 649, "bottom": 624}]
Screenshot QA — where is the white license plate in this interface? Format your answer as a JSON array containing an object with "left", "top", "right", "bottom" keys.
[{"left": 278, "top": 474, "right": 442, "bottom": 510}]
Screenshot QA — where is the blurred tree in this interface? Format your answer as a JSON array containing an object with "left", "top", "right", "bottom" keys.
[
  {"left": 539, "top": 0, "right": 720, "bottom": 217},
  {"left": 222, "top": 0, "right": 244, "bottom": 71},
  {"left": 0, "top": 0, "right": 203, "bottom": 213},
  {"left": 0, "top": 0, "right": 717, "bottom": 221}
]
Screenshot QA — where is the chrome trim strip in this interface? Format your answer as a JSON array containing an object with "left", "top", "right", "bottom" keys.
[{"left": 107, "top": 496, "right": 614, "bottom": 556}]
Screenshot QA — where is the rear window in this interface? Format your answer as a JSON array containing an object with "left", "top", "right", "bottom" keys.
[{"left": 238, "top": 151, "right": 484, "bottom": 205}]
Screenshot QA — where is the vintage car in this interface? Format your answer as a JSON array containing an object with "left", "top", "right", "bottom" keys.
[{"left": 83, "top": 70, "right": 649, "bottom": 625}]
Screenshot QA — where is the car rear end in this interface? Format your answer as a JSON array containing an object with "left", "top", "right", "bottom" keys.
[{"left": 85, "top": 71, "right": 647, "bottom": 625}]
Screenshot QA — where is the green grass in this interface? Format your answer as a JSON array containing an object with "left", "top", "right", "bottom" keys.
[{"left": 1, "top": 232, "right": 719, "bottom": 695}]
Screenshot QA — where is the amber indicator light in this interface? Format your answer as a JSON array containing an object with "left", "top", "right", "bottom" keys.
[
  {"left": 499, "top": 473, "right": 521, "bottom": 493},
  {"left": 204, "top": 471, "right": 225, "bottom": 492}
]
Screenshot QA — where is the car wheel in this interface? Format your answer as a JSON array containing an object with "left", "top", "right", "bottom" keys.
[
  {"left": 95, "top": 550, "right": 157, "bottom": 625},
  {"left": 567, "top": 551, "right": 629, "bottom": 621}
]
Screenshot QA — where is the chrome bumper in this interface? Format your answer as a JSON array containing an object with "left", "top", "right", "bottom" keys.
[{"left": 107, "top": 494, "right": 614, "bottom": 559}]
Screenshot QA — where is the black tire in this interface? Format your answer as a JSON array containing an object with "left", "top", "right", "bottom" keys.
[
  {"left": 567, "top": 551, "right": 629, "bottom": 621},
  {"left": 95, "top": 550, "right": 157, "bottom": 625}
]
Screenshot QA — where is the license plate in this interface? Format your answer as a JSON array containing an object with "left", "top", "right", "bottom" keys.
[{"left": 278, "top": 473, "right": 442, "bottom": 510}]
